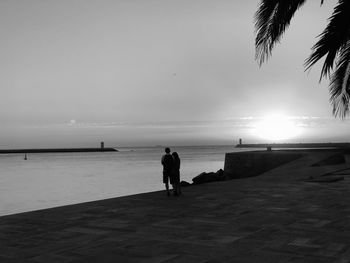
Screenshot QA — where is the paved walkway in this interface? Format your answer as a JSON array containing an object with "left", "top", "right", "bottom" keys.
[{"left": 1, "top": 151, "right": 350, "bottom": 262}]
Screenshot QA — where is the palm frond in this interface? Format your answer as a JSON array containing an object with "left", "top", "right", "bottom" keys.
[
  {"left": 255, "top": 0, "right": 307, "bottom": 65},
  {"left": 305, "top": 0, "right": 350, "bottom": 80},
  {"left": 330, "top": 41, "right": 350, "bottom": 118},
  {"left": 255, "top": 0, "right": 278, "bottom": 64}
]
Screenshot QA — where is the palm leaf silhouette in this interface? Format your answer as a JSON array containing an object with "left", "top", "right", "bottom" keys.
[
  {"left": 255, "top": 0, "right": 307, "bottom": 65},
  {"left": 255, "top": 0, "right": 350, "bottom": 117},
  {"left": 305, "top": 0, "right": 350, "bottom": 79},
  {"left": 329, "top": 42, "right": 350, "bottom": 118}
]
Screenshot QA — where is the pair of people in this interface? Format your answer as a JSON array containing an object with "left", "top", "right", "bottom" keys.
[{"left": 161, "top": 147, "right": 181, "bottom": 196}]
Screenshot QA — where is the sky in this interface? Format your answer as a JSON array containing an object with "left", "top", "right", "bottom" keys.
[{"left": 1, "top": 0, "right": 349, "bottom": 148}]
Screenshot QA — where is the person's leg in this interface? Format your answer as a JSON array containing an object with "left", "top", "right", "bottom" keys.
[
  {"left": 173, "top": 183, "right": 178, "bottom": 196},
  {"left": 177, "top": 183, "right": 181, "bottom": 195},
  {"left": 169, "top": 175, "right": 176, "bottom": 196},
  {"left": 172, "top": 184, "right": 178, "bottom": 196},
  {"left": 174, "top": 173, "right": 180, "bottom": 195},
  {"left": 163, "top": 172, "right": 170, "bottom": 196},
  {"left": 165, "top": 182, "right": 170, "bottom": 196}
]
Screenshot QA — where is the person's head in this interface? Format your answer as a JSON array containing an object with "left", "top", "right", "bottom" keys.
[
  {"left": 172, "top": 152, "right": 179, "bottom": 159},
  {"left": 165, "top": 147, "right": 171, "bottom": 154}
]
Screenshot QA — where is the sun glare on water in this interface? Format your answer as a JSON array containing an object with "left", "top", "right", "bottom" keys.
[{"left": 254, "top": 114, "right": 301, "bottom": 141}]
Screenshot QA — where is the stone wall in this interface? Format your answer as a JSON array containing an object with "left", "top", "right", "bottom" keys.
[{"left": 224, "top": 151, "right": 303, "bottom": 179}]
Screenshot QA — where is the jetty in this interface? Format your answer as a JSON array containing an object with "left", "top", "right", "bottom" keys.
[
  {"left": 0, "top": 148, "right": 117, "bottom": 154},
  {"left": 235, "top": 142, "right": 350, "bottom": 149},
  {"left": 0, "top": 142, "right": 118, "bottom": 154}
]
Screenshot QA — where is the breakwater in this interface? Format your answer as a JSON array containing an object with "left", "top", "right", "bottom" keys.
[
  {"left": 235, "top": 142, "right": 350, "bottom": 149},
  {"left": 224, "top": 151, "right": 303, "bottom": 179},
  {"left": 0, "top": 148, "right": 118, "bottom": 154}
]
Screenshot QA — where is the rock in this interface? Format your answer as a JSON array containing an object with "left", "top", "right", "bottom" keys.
[
  {"left": 216, "top": 169, "right": 224, "bottom": 177},
  {"left": 192, "top": 169, "right": 225, "bottom": 185},
  {"left": 192, "top": 172, "right": 208, "bottom": 185},
  {"left": 180, "top": 180, "right": 191, "bottom": 187}
]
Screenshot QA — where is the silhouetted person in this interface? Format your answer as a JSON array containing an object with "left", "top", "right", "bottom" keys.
[
  {"left": 161, "top": 147, "right": 174, "bottom": 196},
  {"left": 172, "top": 152, "right": 181, "bottom": 196}
]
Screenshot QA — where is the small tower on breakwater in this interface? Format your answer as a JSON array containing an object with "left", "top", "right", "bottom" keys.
[{"left": 101, "top": 141, "right": 104, "bottom": 149}]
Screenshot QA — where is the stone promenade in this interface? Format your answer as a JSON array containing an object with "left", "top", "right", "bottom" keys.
[{"left": 1, "top": 151, "right": 350, "bottom": 262}]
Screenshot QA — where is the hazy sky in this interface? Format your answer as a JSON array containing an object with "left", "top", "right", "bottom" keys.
[{"left": 1, "top": 0, "right": 349, "bottom": 148}]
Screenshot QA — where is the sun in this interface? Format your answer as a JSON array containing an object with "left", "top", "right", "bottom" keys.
[{"left": 254, "top": 114, "right": 300, "bottom": 141}]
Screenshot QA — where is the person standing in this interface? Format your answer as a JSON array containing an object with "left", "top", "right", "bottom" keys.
[
  {"left": 161, "top": 147, "right": 174, "bottom": 196},
  {"left": 171, "top": 152, "right": 181, "bottom": 196}
]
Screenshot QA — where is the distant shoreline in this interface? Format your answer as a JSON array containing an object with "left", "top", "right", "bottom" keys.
[{"left": 0, "top": 148, "right": 118, "bottom": 154}]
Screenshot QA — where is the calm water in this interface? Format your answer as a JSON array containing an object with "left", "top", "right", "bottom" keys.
[{"left": 0, "top": 145, "right": 253, "bottom": 216}]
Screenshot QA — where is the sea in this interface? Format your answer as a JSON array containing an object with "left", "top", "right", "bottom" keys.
[{"left": 0, "top": 145, "right": 256, "bottom": 216}]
